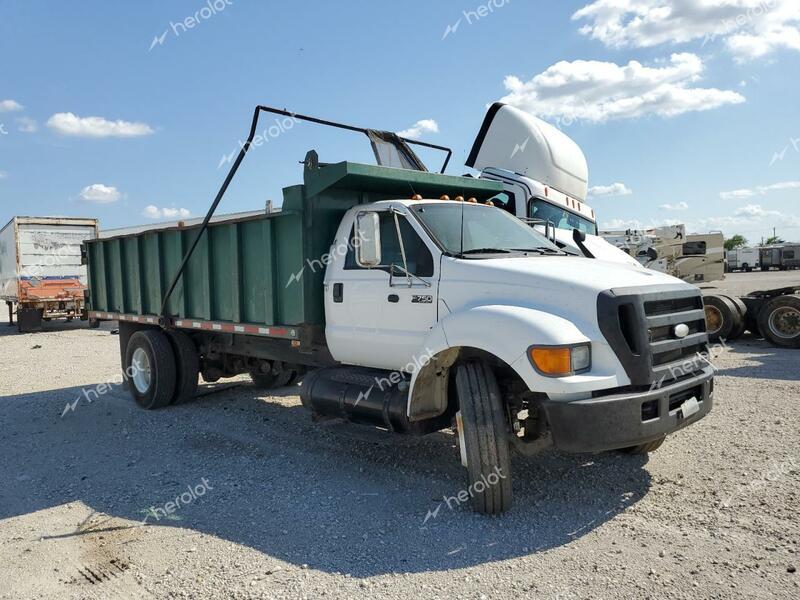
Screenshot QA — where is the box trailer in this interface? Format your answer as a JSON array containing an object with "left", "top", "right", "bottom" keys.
[
  {"left": 86, "top": 106, "right": 714, "bottom": 514},
  {"left": 1, "top": 216, "right": 99, "bottom": 332},
  {"left": 780, "top": 245, "right": 800, "bottom": 270},
  {"left": 760, "top": 246, "right": 783, "bottom": 271},
  {"left": 725, "top": 247, "right": 760, "bottom": 272}
]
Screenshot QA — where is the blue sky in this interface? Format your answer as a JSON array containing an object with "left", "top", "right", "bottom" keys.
[{"left": 1, "top": 0, "right": 799, "bottom": 244}]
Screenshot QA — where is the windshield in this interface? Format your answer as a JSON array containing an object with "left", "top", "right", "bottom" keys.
[
  {"left": 529, "top": 198, "right": 597, "bottom": 235},
  {"left": 410, "top": 202, "right": 561, "bottom": 256}
]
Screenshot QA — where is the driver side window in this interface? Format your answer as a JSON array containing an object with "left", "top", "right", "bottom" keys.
[{"left": 345, "top": 213, "right": 434, "bottom": 277}]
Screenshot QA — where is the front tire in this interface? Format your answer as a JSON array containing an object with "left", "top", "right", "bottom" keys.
[
  {"left": 454, "top": 361, "right": 513, "bottom": 515},
  {"left": 125, "top": 330, "right": 177, "bottom": 409},
  {"left": 619, "top": 436, "right": 665, "bottom": 455}
]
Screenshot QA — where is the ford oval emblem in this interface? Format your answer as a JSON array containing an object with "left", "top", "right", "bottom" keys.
[{"left": 674, "top": 323, "right": 690, "bottom": 339}]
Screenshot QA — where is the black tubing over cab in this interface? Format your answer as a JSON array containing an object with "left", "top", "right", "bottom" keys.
[{"left": 124, "top": 329, "right": 177, "bottom": 410}]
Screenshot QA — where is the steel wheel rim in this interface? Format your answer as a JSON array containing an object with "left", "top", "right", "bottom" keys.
[
  {"left": 705, "top": 305, "right": 723, "bottom": 335},
  {"left": 768, "top": 306, "right": 800, "bottom": 340},
  {"left": 131, "top": 347, "right": 152, "bottom": 393}
]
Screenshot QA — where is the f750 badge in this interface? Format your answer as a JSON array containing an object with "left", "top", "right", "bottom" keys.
[{"left": 412, "top": 295, "right": 433, "bottom": 304}]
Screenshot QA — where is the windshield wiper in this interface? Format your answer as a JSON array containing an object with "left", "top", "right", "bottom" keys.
[
  {"left": 460, "top": 248, "right": 512, "bottom": 255},
  {"left": 509, "top": 247, "right": 565, "bottom": 254}
]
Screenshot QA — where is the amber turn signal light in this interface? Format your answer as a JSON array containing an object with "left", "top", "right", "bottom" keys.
[{"left": 529, "top": 347, "right": 572, "bottom": 375}]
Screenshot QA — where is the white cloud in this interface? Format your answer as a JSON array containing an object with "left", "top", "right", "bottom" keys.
[
  {"left": 78, "top": 184, "right": 122, "bottom": 204},
  {"left": 0, "top": 171, "right": 7, "bottom": 180},
  {"left": 659, "top": 201, "right": 689, "bottom": 210},
  {"left": 588, "top": 182, "right": 633, "bottom": 197},
  {"left": 498, "top": 53, "right": 744, "bottom": 123},
  {"left": 0, "top": 99, "right": 23, "bottom": 112},
  {"left": 143, "top": 205, "right": 191, "bottom": 219},
  {"left": 601, "top": 218, "right": 644, "bottom": 230},
  {"left": 16, "top": 117, "right": 37, "bottom": 133},
  {"left": 47, "top": 112, "right": 154, "bottom": 138},
  {"left": 734, "top": 203, "right": 781, "bottom": 217},
  {"left": 397, "top": 119, "right": 439, "bottom": 139},
  {"left": 720, "top": 180, "right": 800, "bottom": 199},
  {"left": 572, "top": 0, "right": 800, "bottom": 62}
]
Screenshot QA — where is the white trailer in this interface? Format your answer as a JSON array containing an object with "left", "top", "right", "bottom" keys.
[
  {"left": 727, "top": 247, "right": 760, "bottom": 272},
  {"left": 0, "top": 216, "right": 99, "bottom": 332}
]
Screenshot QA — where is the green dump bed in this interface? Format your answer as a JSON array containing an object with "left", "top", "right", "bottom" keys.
[{"left": 85, "top": 159, "right": 502, "bottom": 338}]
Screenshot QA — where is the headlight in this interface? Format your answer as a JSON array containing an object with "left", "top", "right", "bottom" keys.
[{"left": 528, "top": 344, "right": 591, "bottom": 376}]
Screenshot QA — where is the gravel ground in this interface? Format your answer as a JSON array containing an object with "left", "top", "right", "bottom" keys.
[
  {"left": 1, "top": 273, "right": 798, "bottom": 599},
  {"left": 700, "top": 270, "right": 799, "bottom": 297}
]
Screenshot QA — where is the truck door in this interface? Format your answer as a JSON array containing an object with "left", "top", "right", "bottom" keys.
[{"left": 325, "top": 207, "right": 439, "bottom": 372}]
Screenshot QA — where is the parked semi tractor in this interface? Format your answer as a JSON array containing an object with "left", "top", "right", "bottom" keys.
[
  {"left": 1, "top": 216, "right": 99, "bottom": 332},
  {"left": 465, "top": 103, "right": 641, "bottom": 266},
  {"left": 703, "top": 287, "right": 800, "bottom": 348},
  {"left": 466, "top": 104, "right": 723, "bottom": 285},
  {"left": 84, "top": 106, "right": 714, "bottom": 514}
]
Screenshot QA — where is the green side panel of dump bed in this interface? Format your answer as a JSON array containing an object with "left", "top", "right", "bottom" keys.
[{"left": 85, "top": 160, "right": 502, "bottom": 327}]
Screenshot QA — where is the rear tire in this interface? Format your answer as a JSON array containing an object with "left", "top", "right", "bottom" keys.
[
  {"left": 758, "top": 295, "right": 800, "bottom": 348},
  {"left": 250, "top": 363, "right": 276, "bottom": 389},
  {"left": 703, "top": 295, "right": 738, "bottom": 342},
  {"left": 166, "top": 329, "right": 199, "bottom": 404},
  {"left": 619, "top": 436, "right": 665, "bottom": 455},
  {"left": 124, "top": 330, "right": 177, "bottom": 410},
  {"left": 721, "top": 295, "right": 747, "bottom": 339},
  {"left": 454, "top": 360, "right": 513, "bottom": 515}
]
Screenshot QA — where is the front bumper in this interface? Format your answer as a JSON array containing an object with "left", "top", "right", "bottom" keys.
[{"left": 541, "top": 365, "right": 714, "bottom": 453}]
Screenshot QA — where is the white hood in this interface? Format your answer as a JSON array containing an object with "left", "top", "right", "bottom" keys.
[{"left": 439, "top": 254, "right": 687, "bottom": 332}]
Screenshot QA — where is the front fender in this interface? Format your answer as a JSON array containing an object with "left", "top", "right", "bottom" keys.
[{"left": 407, "top": 305, "right": 623, "bottom": 419}]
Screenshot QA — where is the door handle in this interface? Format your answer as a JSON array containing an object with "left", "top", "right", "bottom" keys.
[
  {"left": 333, "top": 283, "right": 343, "bottom": 303},
  {"left": 387, "top": 294, "right": 399, "bottom": 303}
]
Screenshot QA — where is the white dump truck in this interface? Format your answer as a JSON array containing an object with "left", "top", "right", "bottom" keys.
[{"left": 86, "top": 106, "right": 714, "bottom": 514}]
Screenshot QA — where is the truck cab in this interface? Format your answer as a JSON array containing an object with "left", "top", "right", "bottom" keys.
[{"left": 466, "top": 103, "right": 639, "bottom": 265}]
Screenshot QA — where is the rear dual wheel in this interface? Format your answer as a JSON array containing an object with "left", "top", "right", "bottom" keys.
[
  {"left": 759, "top": 295, "right": 800, "bottom": 348},
  {"left": 703, "top": 295, "right": 738, "bottom": 342},
  {"left": 124, "top": 328, "right": 199, "bottom": 409}
]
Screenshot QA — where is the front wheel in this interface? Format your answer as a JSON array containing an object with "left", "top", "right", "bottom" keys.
[
  {"left": 619, "top": 436, "right": 665, "bottom": 455},
  {"left": 124, "top": 330, "right": 177, "bottom": 409},
  {"left": 454, "top": 361, "right": 513, "bottom": 514}
]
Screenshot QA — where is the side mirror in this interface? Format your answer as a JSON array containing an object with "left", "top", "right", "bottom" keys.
[{"left": 355, "top": 212, "right": 382, "bottom": 267}]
